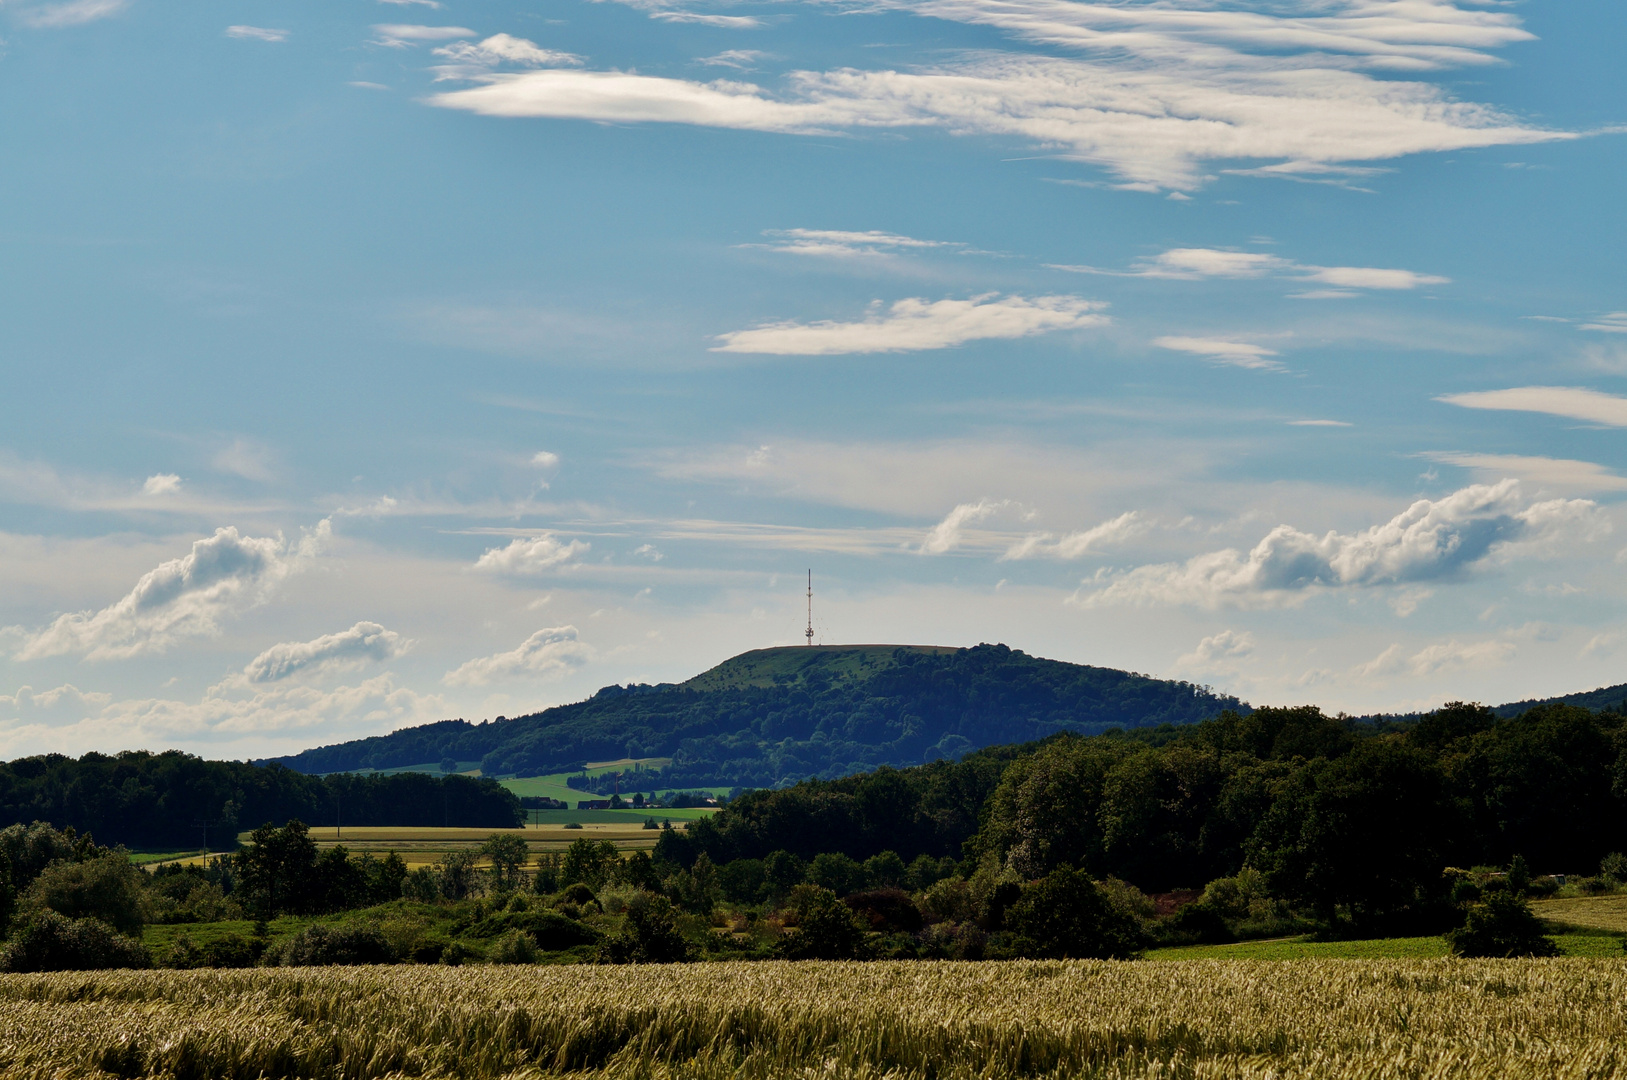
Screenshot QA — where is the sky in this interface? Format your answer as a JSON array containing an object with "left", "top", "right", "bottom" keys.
[{"left": 2, "top": 0, "right": 1625, "bottom": 761}]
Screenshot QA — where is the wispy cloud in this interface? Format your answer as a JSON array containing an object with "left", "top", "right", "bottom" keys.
[
  {"left": 244, "top": 622, "right": 410, "bottom": 683},
  {"left": 1153, "top": 335, "right": 1284, "bottom": 371},
  {"left": 713, "top": 294, "right": 1107, "bottom": 355},
  {"left": 432, "top": 33, "right": 582, "bottom": 78},
  {"left": 1003, "top": 510, "right": 1145, "bottom": 560},
  {"left": 752, "top": 228, "right": 962, "bottom": 258},
  {"left": 919, "top": 500, "right": 1009, "bottom": 554},
  {"left": 430, "top": 2, "right": 1564, "bottom": 191},
  {"left": 225, "top": 25, "right": 288, "bottom": 43},
  {"left": 11, "top": 0, "right": 126, "bottom": 28},
  {"left": 1421, "top": 452, "right": 1627, "bottom": 493},
  {"left": 443, "top": 626, "right": 591, "bottom": 686},
  {"left": 15, "top": 520, "right": 330, "bottom": 661},
  {"left": 1580, "top": 312, "right": 1627, "bottom": 334},
  {"left": 651, "top": 11, "right": 761, "bottom": 27},
  {"left": 372, "top": 23, "right": 475, "bottom": 47},
  {"left": 699, "top": 49, "right": 771, "bottom": 70},
  {"left": 1056, "top": 247, "right": 1449, "bottom": 292},
  {"left": 142, "top": 474, "right": 182, "bottom": 496},
  {"left": 1177, "top": 629, "right": 1255, "bottom": 669},
  {"left": 1437, "top": 386, "right": 1627, "bottom": 427},
  {"left": 1075, "top": 480, "right": 1600, "bottom": 609},
  {"left": 473, "top": 533, "right": 590, "bottom": 575}
]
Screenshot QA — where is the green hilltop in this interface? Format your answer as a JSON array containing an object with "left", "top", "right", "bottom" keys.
[{"left": 679, "top": 645, "right": 961, "bottom": 692}]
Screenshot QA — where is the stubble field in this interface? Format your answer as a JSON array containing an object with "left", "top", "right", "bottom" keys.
[{"left": 3, "top": 958, "right": 1625, "bottom": 1080}]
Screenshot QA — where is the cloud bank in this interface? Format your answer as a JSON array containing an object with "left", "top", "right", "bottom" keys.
[
  {"left": 15, "top": 521, "right": 330, "bottom": 661},
  {"left": 473, "top": 533, "right": 589, "bottom": 574},
  {"left": 714, "top": 294, "right": 1106, "bottom": 355},
  {"left": 1076, "top": 480, "right": 1599, "bottom": 609},
  {"left": 443, "top": 626, "right": 591, "bottom": 686},
  {"left": 243, "top": 622, "right": 410, "bottom": 683},
  {"left": 429, "top": 0, "right": 1564, "bottom": 190}
]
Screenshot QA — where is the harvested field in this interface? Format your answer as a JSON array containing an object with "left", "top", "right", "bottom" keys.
[
  {"left": 1534, "top": 893, "right": 1627, "bottom": 934},
  {"left": 3, "top": 959, "right": 1626, "bottom": 1079}
]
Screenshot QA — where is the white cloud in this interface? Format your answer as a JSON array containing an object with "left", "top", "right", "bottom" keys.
[
  {"left": 142, "top": 474, "right": 182, "bottom": 496},
  {"left": 651, "top": 11, "right": 760, "bottom": 27},
  {"left": 428, "top": 9, "right": 1564, "bottom": 190},
  {"left": 1178, "top": 629, "right": 1255, "bottom": 668},
  {"left": 1289, "top": 420, "right": 1351, "bottom": 427},
  {"left": 634, "top": 544, "right": 664, "bottom": 562},
  {"left": 1122, "top": 247, "right": 1448, "bottom": 290},
  {"left": 473, "top": 533, "right": 589, "bottom": 575},
  {"left": 700, "top": 49, "right": 770, "bottom": 70},
  {"left": 713, "top": 294, "right": 1107, "bottom": 355},
  {"left": 1406, "top": 638, "right": 1516, "bottom": 677},
  {"left": 213, "top": 438, "right": 277, "bottom": 482},
  {"left": 1076, "top": 480, "right": 1601, "bottom": 609},
  {"left": 1437, "top": 387, "right": 1627, "bottom": 428},
  {"left": 1153, "top": 335, "right": 1283, "bottom": 371},
  {"left": 0, "top": 684, "right": 111, "bottom": 722},
  {"left": 1003, "top": 510, "right": 1144, "bottom": 560},
  {"left": 919, "top": 500, "right": 1007, "bottom": 555},
  {"left": 378, "top": 0, "right": 440, "bottom": 6},
  {"left": 1422, "top": 452, "right": 1627, "bottom": 494},
  {"left": 754, "top": 228, "right": 961, "bottom": 259},
  {"left": 14, "top": 521, "right": 330, "bottom": 661},
  {"left": 243, "top": 622, "right": 410, "bottom": 683},
  {"left": 11, "top": 0, "right": 126, "bottom": 28},
  {"left": 1581, "top": 313, "right": 1627, "bottom": 334},
  {"left": 530, "top": 450, "right": 561, "bottom": 468},
  {"left": 373, "top": 23, "right": 475, "bottom": 46},
  {"left": 443, "top": 626, "right": 591, "bottom": 686},
  {"left": 432, "top": 33, "right": 582, "bottom": 75},
  {"left": 225, "top": 25, "right": 287, "bottom": 42}
]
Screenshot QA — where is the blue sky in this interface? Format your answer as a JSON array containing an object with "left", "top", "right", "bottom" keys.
[{"left": 2, "top": 0, "right": 1625, "bottom": 759}]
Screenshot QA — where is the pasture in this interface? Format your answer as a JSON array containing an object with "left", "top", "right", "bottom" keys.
[{"left": 4, "top": 959, "right": 1627, "bottom": 1079}]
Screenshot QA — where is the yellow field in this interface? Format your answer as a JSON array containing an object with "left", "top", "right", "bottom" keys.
[
  {"left": 1535, "top": 893, "right": 1627, "bottom": 934},
  {"left": 2, "top": 959, "right": 1625, "bottom": 1079},
  {"left": 158, "top": 824, "right": 663, "bottom": 869}
]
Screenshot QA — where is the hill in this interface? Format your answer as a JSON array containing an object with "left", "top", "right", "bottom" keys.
[
  {"left": 266, "top": 643, "right": 1248, "bottom": 788},
  {"left": 1494, "top": 681, "right": 1627, "bottom": 719}
]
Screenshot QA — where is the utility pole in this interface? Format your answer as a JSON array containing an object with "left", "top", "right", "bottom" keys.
[{"left": 806, "top": 570, "right": 814, "bottom": 646}]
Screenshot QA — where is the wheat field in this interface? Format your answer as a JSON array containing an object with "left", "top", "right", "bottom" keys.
[{"left": 3, "top": 959, "right": 1624, "bottom": 1079}]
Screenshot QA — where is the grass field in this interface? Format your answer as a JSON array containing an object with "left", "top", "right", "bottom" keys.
[
  {"left": 5, "top": 959, "right": 1627, "bottom": 1079},
  {"left": 1534, "top": 893, "right": 1627, "bottom": 933}
]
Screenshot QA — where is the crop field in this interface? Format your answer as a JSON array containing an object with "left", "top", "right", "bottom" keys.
[
  {"left": 1533, "top": 894, "right": 1627, "bottom": 934},
  {"left": 298, "top": 825, "right": 665, "bottom": 867},
  {"left": 4, "top": 959, "right": 1627, "bottom": 1079}
]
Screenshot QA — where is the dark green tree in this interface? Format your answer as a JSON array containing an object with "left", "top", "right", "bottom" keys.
[
  {"left": 1005, "top": 866, "right": 1145, "bottom": 959},
  {"left": 598, "top": 893, "right": 694, "bottom": 963},
  {"left": 1447, "top": 890, "right": 1560, "bottom": 958},
  {"left": 777, "top": 884, "right": 871, "bottom": 960}
]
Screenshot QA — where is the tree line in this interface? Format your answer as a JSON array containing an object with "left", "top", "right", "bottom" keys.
[{"left": 0, "top": 752, "right": 522, "bottom": 850}]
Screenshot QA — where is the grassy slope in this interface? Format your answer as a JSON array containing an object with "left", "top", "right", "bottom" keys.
[{"left": 679, "top": 645, "right": 960, "bottom": 692}]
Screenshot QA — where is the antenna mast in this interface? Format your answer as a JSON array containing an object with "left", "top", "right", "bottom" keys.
[{"left": 805, "top": 570, "right": 814, "bottom": 646}]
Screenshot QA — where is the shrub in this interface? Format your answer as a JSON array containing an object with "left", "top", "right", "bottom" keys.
[
  {"left": 598, "top": 893, "right": 694, "bottom": 964},
  {"left": 919, "top": 878, "right": 978, "bottom": 925},
  {"left": 470, "top": 909, "right": 600, "bottom": 951},
  {"left": 862, "top": 851, "right": 907, "bottom": 890},
  {"left": 1005, "top": 867, "right": 1146, "bottom": 959},
  {"left": 489, "top": 929, "right": 540, "bottom": 964},
  {"left": 1446, "top": 890, "right": 1560, "bottom": 958},
  {"left": 777, "top": 885, "right": 871, "bottom": 961},
  {"left": 275, "top": 923, "right": 396, "bottom": 966},
  {"left": 161, "top": 935, "right": 207, "bottom": 969},
  {"left": 844, "top": 888, "right": 923, "bottom": 934},
  {"left": 440, "top": 940, "right": 478, "bottom": 965},
  {"left": 22, "top": 853, "right": 146, "bottom": 936},
  {"left": 1602, "top": 851, "right": 1627, "bottom": 882},
  {"left": 203, "top": 933, "right": 260, "bottom": 968},
  {"left": 0, "top": 911, "right": 151, "bottom": 972}
]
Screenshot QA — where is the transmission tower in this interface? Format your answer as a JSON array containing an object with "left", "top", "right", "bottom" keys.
[{"left": 805, "top": 570, "right": 814, "bottom": 646}]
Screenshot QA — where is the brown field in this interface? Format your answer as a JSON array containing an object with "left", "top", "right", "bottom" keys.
[
  {"left": 157, "top": 824, "right": 662, "bottom": 869},
  {"left": 3, "top": 959, "right": 1626, "bottom": 1079}
]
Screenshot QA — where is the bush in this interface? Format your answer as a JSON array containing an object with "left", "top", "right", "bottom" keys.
[
  {"left": 844, "top": 888, "right": 923, "bottom": 934},
  {"left": 1005, "top": 867, "right": 1146, "bottom": 959},
  {"left": 489, "top": 929, "right": 540, "bottom": 964},
  {"left": 1446, "top": 890, "right": 1560, "bottom": 958},
  {"left": 470, "top": 909, "right": 601, "bottom": 951},
  {"left": 274, "top": 923, "right": 396, "bottom": 966},
  {"left": 777, "top": 884, "right": 871, "bottom": 961},
  {"left": 1601, "top": 851, "right": 1627, "bottom": 882},
  {"left": 919, "top": 878, "right": 978, "bottom": 924},
  {"left": 23, "top": 853, "right": 146, "bottom": 936},
  {"left": 598, "top": 893, "right": 694, "bottom": 964},
  {"left": 0, "top": 911, "right": 151, "bottom": 972}
]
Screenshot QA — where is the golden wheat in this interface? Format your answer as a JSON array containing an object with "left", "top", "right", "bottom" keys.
[{"left": 2, "top": 959, "right": 1624, "bottom": 1079}]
